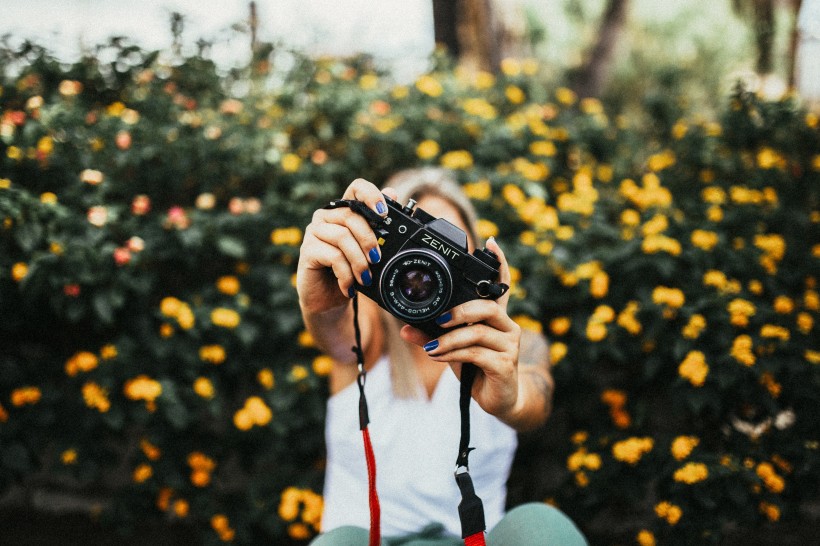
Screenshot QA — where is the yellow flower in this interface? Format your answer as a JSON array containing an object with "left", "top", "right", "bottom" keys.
[
  {"left": 555, "top": 87, "right": 576, "bottom": 106},
  {"left": 359, "top": 73, "right": 379, "bottom": 90},
  {"left": 312, "top": 355, "right": 333, "bottom": 376},
  {"left": 11, "top": 262, "right": 28, "bottom": 282},
  {"left": 0, "top": 403, "right": 8, "bottom": 423},
  {"left": 233, "top": 396, "right": 273, "bottom": 430},
  {"left": 415, "top": 139, "right": 440, "bottom": 160},
  {"left": 728, "top": 298, "right": 756, "bottom": 327},
  {"left": 642, "top": 234, "right": 681, "bottom": 256},
  {"left": 124, "top": 375, "right": 162, "bottom": 404},
  {"left": 132, "top": 463, "right": 153, "bottom": 483},
  {"left": 655, "top": 501, "right": 682, "bottom": 525},
  {"left": 65, "top": 351, "right": 99, "bottom": 376},
  {"left": 500, "top": 57, "right": 522, "bottom": 76},
  {"left": 652, "top": 286, "right": 685, "bottom": 309},
  {"left": 759, "top": 502, "right": 781, "bottom": 522},
  {"left": 440, "top": 150, "right": 473, "bottom": 170},
  {"left": 477, "top": 219, "right": 498, "bottom": 239},
  {"left": 463, "top": 179, "right": 491, "bottom": 200},
  {"left": 549, "top": 317, "right": 571, "bottom": 336},
  {"left": 529, "top": 140, "right": 556, "bottom": 157},
  {"left": 590, "top": 271, "right": 609, "bottom": 298},
  {"left": 760, "top": 324, "right": 790, "bottom": 341},
  {"left": 415, "top": 74, "right": 443, "bottom": 97},
  {"left": 505, "top": 85, "right": 525, "bottom": 104},
  {"left": 691, "top": 229, "right": 719, "bottom": 251},
  {"left": 616, "top": 301, "right": 642, "bottom": 335},
  {"left": 637, "top": 529, "right": 656, "bottom": 546},
  {"left": 796, "top": 312, "right": 814, "bottom": 334},
  {"left": 216, "top": 275, "right": 240, "bottom": 295},
  {"left": 61, "top": 449, "right": 78, "bottom": 465},
  {"left": 82, "top": 382, "right": 111, "bottom": 412},
  {"left": 290, "top": 365, "right": 309, "bottom": 382},
  {"left": 257, "top": 368, "right": 275, "bottom": 390},
  {"left": 140, "top": 438, "right": 161, "bottom": 461},
  {"left": 673, "top": 461, "right": 708, "bottom": 484},
  {"left": 670, "top": 436, "right": 699, "bottom": 461},
  {"left": 211, "top": 308, "right": 240, "bottom": 329},
  {"left": 549, "top": 342, "right": 567, "bottom": 365},
  {"left": 199, "top": 345, "right": 227, "bottom": 365},
  {"left": 193, "top": 377, "right": 215, "bottom": 399},
  {"left": 730, "top": 335, "right": 756, "bottom": 366},
  {"left": 270, "top": 226, "right": 303, "bottom": 246},
  {"left": 678, "top": 351, "right": 708, "bottom": 387},
  {"left": 281, "top": 153, "right": 302, "bottom": 173},
  {"left": 11, "top": 386, "right": 42, "bottom": 406},
  {"left": 462, "top": 98, "right": 497, "bottom": 119},
  {"left": 756, "top": 147, "right": 784, "bottom": 169},
  {"left": 612, "top": 437, "right": 653, "bottom": 465},
  {"left": 682, "top": 314, "right": 706, "bottom": 339}
]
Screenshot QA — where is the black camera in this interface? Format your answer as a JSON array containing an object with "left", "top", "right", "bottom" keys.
[{"left": 335, "top": 195, "right": 508, "bottom": 338}]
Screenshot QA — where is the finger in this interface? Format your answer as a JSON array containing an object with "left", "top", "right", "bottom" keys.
[
  {"left": 316, "top": 207, "right": 382, "bottom": 264},
  {"left": 311, "top": 223, "right": 373, "bottom": 286},
  {"left": 485, "top": 237, "right": 512, "bottom": 309},
  {"left": 399, "top": 324, "right": 433, "bottom": 347},
  {"left": 304, "top": 238, "right": 357, "bottom": 297},
  {"left": 342, "top": 178, "right": 389, "bottom": 217},
  {"left": 434, "top": 298, "right": 518, "bottom": 333},
  {"left": 426, "top": 323, "right": 514, "bottom": 356}
]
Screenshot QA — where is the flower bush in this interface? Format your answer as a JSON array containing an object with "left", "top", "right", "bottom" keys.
[{"left": 1, "top": 39, "right": 818, "bottom": 545}]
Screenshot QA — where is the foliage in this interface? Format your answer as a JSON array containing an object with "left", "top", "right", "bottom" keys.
[{"left": 1, "top": 37, "right": 818, "bottom": 546}]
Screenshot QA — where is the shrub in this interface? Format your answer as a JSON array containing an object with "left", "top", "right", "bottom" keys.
[{"left": 1, "top": 39, "right": 818, "bottom": 545}]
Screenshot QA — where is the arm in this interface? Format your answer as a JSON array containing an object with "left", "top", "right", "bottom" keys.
[
  {"left": 296, "top": 179, "right": 392, "bottom": 366},
  {"left": 400, "top": 237, "right": 553, "bottom": 432}
]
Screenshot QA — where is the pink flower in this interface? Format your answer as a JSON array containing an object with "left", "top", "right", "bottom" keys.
[
  {"left": 87, "top": 206, "right": 108, "bottom": 227},
  {"left": 127, "top": 236, "right": 145, "bottom": 252},
  {"left": 64, "top": 284, "right": 81, "bottom": 297},
  {"left": 114, "top": 247, "right": 132, "bottom": 266},
  {"left": 131, "top": 195, "right": 151, "bottom": 215},
  {"left": 166, "top": 206, "right": 190, "bottom": 229}
]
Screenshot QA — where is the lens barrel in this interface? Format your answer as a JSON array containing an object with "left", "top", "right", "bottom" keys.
[{"left": 379, "top": 249, "right": 452, "bottom": 323}]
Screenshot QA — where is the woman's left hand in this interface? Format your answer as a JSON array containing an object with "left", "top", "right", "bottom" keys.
[{"left": 399, "top": 237, "right": 523, "bottom": 421}]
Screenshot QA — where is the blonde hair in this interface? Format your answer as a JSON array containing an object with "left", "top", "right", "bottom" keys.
[{"left": 381, "top": 168, "right": 483, "bottom": 398}]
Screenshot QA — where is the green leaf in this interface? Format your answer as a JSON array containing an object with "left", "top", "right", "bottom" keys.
[{"left": 217, "top": 236, "right": 247, "bottom": 259}]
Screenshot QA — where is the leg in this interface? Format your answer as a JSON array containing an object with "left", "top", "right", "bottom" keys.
[
  {"left": 487, "top": 503, "right": 587, "bottom": 546},
  {"left": 310, "top": 526, "right": 371, "bottom": 546}
]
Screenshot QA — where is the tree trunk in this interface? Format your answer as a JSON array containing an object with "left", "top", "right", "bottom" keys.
[
  {"left": 432, "top": 0, "right": 502, "bottom": 73},
  {"left": 787, "top": 0, "right": 803, "bottom": 87},
  {"left": 571, "top": 0, "right": 630, "bottom": 98},
  {"left": 752, "top": 0, "right": 776, "bottom": 73}
]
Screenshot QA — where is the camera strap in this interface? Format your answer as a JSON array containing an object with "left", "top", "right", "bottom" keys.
[
  {"left": 351, "top": 293, "right": 381, "bottom": 546},
  {"left": 331, "top": 197, "right": 488, "bottom": 546}
]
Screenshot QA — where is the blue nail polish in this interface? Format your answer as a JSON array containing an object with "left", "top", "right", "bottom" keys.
[
  {"left": 376, "top": 201, "right": 387, "bottom": 215},
  {"left": 347, "top": 286, "right": 357, "bottom": 298},
  {"left": 435, "top": 312, "right": 452, "bottom": 325},
  {"left": 423, "top": 340, "right": 439, "bottom": 352},
  {"left": 368, "top": 247, "right": 381, "bottom": 264},
  {"left": 361, "top": 269, "right": 372, "bottom": 286}
]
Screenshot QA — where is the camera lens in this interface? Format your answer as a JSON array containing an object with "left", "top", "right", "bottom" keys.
[
  {"left": 380, "top": 249, "right": 452, "bottom": 323},
  {"left": 400, "top": 268, "right": 438, "bottom": 302}
]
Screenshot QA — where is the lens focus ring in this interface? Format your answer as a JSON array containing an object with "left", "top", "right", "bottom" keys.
[{"left": 379, "top": 249, "right": 453, "bottom": 323}]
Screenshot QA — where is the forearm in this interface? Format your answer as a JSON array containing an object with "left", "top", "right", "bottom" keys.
[
  {"left": 499, "top": 366, "right": 553, "bottom": 432},
  {"left": 300, "top": 301, "right": 358, "bottom": 365}
]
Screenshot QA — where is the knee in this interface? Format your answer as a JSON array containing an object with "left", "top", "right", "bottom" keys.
[
  {"left": 490, "top": 503, "right": 587, "bottom": 546},
  {"left": 309, "top": 525, "right": 370, "bottom": 546}
]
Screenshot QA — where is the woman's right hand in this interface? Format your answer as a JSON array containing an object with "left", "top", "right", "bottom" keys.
[{"left": 296, "top": 178, "right": 394, "bottom": 315}]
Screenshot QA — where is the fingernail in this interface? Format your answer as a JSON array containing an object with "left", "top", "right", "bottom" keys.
[
  {"left": 376, "top": 201, "right": 387, "bottom": 215},
  {"left": 361, "top": 269, "right": 372, "bottom": 286},
  {"left": 347, "top": 286, "right": 357, "bottom": 298},
  {"left": 368, "top": 247, "right": 381, "bottom": 264},
  {"left": 435, "top": 312, "right": 452, "bottom": 325},
  {"left": 423, "top": 340, "right": 439, "bottom": 352}
]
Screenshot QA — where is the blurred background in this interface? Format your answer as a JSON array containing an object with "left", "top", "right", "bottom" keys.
[{"left": 1, "top": 1, "right": 818, "bottom": 545}]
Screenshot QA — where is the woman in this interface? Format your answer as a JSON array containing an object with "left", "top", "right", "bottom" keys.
[{"left": 297, "top": 169, "right": 586, "bottom": 545}]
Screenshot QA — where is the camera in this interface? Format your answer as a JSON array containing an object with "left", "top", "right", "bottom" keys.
[{"left": 343, "top": 195, "right": 507, "bottom": 338}]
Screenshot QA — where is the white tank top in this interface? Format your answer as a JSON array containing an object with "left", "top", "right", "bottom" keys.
[{"left": 321, "top": 356, "right": 518, "bottom": 537}]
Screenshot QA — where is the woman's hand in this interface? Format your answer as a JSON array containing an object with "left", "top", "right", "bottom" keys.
[
  {"left": 399, "top": 237, "right": 525, "bottom": 423},
  {"left": 296, "top": 178, "right": 394, "bottom": 315}
]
